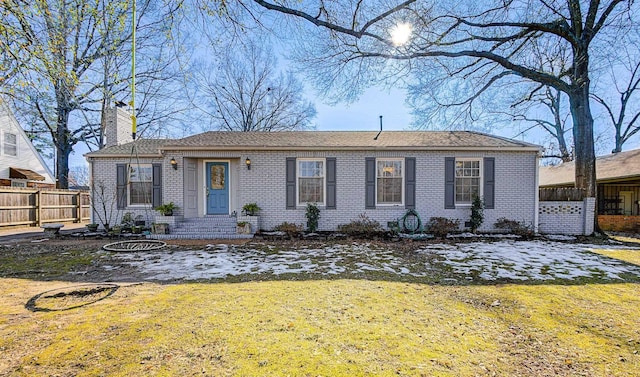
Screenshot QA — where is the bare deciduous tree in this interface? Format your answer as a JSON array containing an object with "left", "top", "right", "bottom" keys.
[
  {"left": 592, "top": 41, "right": 640, "bottom": 153},
  {"left": 512, "top": 87, "right": 573, "bottom": 163},
  {"left": 246, "top": 0, "right": 634, "bottom": 197},
  {"left": 0, "top": 0, "right": 188, "bottom": 188},
  {"left": 198, "top": 41, "right": 316, "bottom": 131}
]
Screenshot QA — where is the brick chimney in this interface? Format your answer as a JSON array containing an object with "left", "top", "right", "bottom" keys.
[{"left": 104, "top": 107, "right": 133, "bottom": 148}]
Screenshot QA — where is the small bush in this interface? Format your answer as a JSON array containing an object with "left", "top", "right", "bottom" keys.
[
  {"left": 469, "top": 195, "right": 484, "bottom": 233},
  {"left": 305, "top": 203, "right": 320, "bottom": 232},
  {"left": 337, "top": 214, "right": 384, "bottom": 237},
  {"left": 274, "top": 222, "right": 304, "bottom": 237},
  {"left": 494, "top": 217, "right": 535, "bottom": 239},
  {"left": 425, "top": 217, "right": 460, "bottom": 238}
]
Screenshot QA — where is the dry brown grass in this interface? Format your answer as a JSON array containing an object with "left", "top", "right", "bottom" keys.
[{"left": 1, "top": 278, "right": 638, "bottom": 376}]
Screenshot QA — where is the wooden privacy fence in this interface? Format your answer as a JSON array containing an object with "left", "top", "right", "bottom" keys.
[
  {"left": 0, "top": 188, "right": 90, "bottom": 228},
  {"left": 539, "top": 187, "right": 587, "bottom": 201}
]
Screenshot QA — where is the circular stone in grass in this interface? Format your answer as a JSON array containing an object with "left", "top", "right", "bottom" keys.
[
  {"left": 103, "top": 240, "right": 167, "bottom": 252},
  {"left": 25, "top": 284, "right": 119, "bottom": 312}
]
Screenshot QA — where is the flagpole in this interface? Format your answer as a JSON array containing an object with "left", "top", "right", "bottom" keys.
[{"left": 131, "top": 0, "right": 137, "bottom": 140}]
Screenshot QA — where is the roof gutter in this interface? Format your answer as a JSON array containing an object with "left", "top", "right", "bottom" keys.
[
  {"left": 158, "top": 145, "right": 543, "bottom": 153},
  {"left": 84, "top": 152, "right": 163, "bottom": 158}
]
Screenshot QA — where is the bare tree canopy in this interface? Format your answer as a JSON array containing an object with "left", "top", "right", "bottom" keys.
[
  {"left": 197, "top": 40, "right": 316, "bottom": 131},
  {"left": 245, "top": 0, "right": 636, "bottom": 197},
  {"left": 0, "top": 0, "right": 189, "bottom": 188},
  {"left": 592, "top": 28, "right": 640, "bottom": 153}
]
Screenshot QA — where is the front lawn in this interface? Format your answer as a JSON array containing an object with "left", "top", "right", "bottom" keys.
[
  {"left": 1, "top": 278, "right": 639, "bottom": 376},
  {"left": 1, "top": 237, "right": 639, "bottom": 376}
]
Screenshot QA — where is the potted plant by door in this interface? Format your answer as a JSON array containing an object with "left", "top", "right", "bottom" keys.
[
  {"left": 155, "top": 202, "right": 177, "bottom": 216},
  {"left": 242, "top": 203, "right": 261, "bottom": 216}
]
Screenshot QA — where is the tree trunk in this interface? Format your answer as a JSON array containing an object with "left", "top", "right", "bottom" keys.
[
  {"left": 569, "top": 77, "right": 599, "bottom": 234},
  {"left": 569, "top": 91, "right": 596, "bottom": 196},
  {"left": 613, "top": 127, "right": 623, "bottom": 153},
  {"left": 56, "top": 108, "right": 72, "bottom": 189},
  {"left": 557, "top": 130, "right": 572, "bottom": 162},
  {"left": 569, "top": 45, "right": 597, "bottom": 198}
]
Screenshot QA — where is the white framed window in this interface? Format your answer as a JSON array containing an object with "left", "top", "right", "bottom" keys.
[
  {"left": 11, "top": 180, "right": 26, "bottom": 188},
  {"left": 3, "top": 132, "right": 17, "bottom": 157},
  {"left": 297, "top": 159, "right": 325, "bottom": 205},
  {"left": 376, "top": 159, "right": 403, "bottom": 205},
  {"left": 455, "top": 159, "right": 482, "bottom": 205},
  {"left": 128, "top": 164, "right": 153, "bottom": 205}
]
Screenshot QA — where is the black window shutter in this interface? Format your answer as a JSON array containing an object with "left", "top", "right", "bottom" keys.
[
  {"left": 152, "top": 163, "right": 162, "bottom": 208},
  {"left": 483, "top": 157, "right": 495, "bottom": 209},
  {"left": 116, "top": 164, "right": 127, "bottom": 209},
  {"left": 444, "top": 157, "right": 455, "bottom": 209},
  {"left": 405, "top": 157, "right": 416, "bottom": 209},
  {"left": 365, "top": 157, "right": 376, "bottom": 209},
  {"left": 326, "top": 157, "right": 336, "bottom": 209},
  {"left": 286, "top": 157, "right": 296, "bottom": 209}
]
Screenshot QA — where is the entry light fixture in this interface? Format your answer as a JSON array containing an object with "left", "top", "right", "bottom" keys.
[
  {"left": 170, "top": 158, "right": 178, "bottom": 170},
  {"left": 245, "top": 157, "right": 251, "bottom": 170}
]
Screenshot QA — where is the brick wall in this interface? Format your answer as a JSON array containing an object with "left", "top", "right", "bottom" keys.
[
  {"left": 538, "top": 198, "right": 596, "bottom": 235},
  {"left": 238, "top": 150, "right": 538, "bottom": 231},
  {"left": 104, "top": 108, "right": 133, "bottom": 148},
  {"left": 89, "top": 157, "right": 163, "bottom": 227},
  {"left": 91, "top": 149, "right": 539, "bottom": 232},
  {"left": 598, "top": 215, "right": 640, "bottom": 232}
]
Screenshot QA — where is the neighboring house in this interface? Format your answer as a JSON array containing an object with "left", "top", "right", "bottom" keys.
[
  {"left": 86, "top": 108, "right": 541, "bottom": 236},
  {"left": 0, "top": 98, "right": 55, "bottom": 188},
  {"left": 540, "top": 149, "right": 640, "bottom": 232}
]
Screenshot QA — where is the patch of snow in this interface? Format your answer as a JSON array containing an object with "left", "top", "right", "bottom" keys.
[
  {"left": 544, "top": 234, "right": 577, "bottom": 241},
  {"left": 419, "top": 240, "right": 640, "bottom": 281},
  {"left": 109, "top": 240, "right": 640, "bottom": 282}
]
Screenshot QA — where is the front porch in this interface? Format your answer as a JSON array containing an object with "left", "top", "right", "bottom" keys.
[
  {"left": 148, "top": 215, "right": 256, "bottom": 240},
  {"left": 597, "top": 182, "right": 640, "bottom": 233}
]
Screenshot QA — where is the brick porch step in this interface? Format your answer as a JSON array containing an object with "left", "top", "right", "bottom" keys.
[{"left": 148, "top": 215, "right": 254, "bottom": 240}]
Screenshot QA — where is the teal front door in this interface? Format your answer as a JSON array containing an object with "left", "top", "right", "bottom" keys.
[{"left": 206, "top": 162, "right": 229, "bottom": 215}]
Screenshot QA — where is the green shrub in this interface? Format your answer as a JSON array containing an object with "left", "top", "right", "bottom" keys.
[
  {"left": 494, "top": 217, "right": 535, "bottom": 239},
  {"left": 337, "top": 214, "right": 384, "bottom": 236},
  {"left": 469, "top": 195, "right": 484, "bottom": 233},
  {"left": 305, "top": 203, "right": 320, "bottom": 232},
  {"left": 425, "top": 217, "right": 460, "bottom": 238}
]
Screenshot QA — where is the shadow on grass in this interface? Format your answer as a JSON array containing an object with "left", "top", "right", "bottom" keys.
[{"left": 25, "top": 283, "right": 120, "bottom": 312}]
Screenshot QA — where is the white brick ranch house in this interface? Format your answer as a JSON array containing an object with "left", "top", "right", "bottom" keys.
[{"left": 85, "top": 108, "right": 541, "bottom": 237}]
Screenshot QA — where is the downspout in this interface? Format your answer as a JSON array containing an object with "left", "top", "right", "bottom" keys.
[
  {"left": 534, "top": 152, "right": 540, "bottom": 233},
  {"left": 88, "top": 157, "right": 95, "bottom": 224}
]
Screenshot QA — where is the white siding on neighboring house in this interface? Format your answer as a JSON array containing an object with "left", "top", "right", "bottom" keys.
[{"left": 0, "top": 99, "right": 55, "bottom": 184}]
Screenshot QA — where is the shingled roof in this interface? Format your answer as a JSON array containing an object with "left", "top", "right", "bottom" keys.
[
  {"left": 86, "top": 131, "right": 540, "bottom": 157},
  {"left": 540, "top": 148, "right": 640, "bottom": 187},
  {"left": 85, "top": 139, "right": 168, "bottom": 157}
]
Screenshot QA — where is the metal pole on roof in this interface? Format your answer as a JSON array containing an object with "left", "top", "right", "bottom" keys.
[
  {"left": 130, "top": 0, "right": 137, "bottom": 140},
  {"left": 374, "top": 115, "right": 383, "bottom": 140}
]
